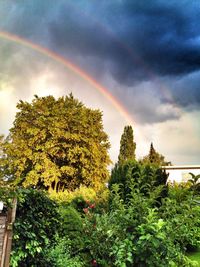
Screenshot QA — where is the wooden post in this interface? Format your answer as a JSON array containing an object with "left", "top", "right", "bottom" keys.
[
  {"left": 0, "top": 216, "right": 7, "bottom": 267},
  {"left": 0, "top": 199, "right": 17, "bottom": 267}
]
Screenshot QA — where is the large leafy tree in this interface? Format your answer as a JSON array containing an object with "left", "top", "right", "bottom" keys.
[
  {"left": 118, "top": 125, "right": 136, "bottom": 164},
  {"left": 3, "top": 94, "right": 111, "bottom": 191}
]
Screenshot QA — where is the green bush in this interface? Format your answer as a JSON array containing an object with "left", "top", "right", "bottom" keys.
[
  {"left": 131, "top": 209, "right": 188, "bottom": 267},
  {"left": 10, "top": 189, "right": 60, "bottom": 267},
  {"left": 49, "top": 185, "right": 97, "bottom": 204},
  {"left": 109, "top": 160, "right": 168, "bottom": 204},
  {"left": 9, "top": 170, "right": 200, "bottom": 266},
  {"left": 0, "top": 185, "right": 17, "bottom": 209},
  {"left": 44, "top": 237, "right": 86, "bottom": 267},
  {"left": 82, "top": 186, "right": 193, "bottom": 267},
  {"left": 160, "top": 185, "right": 200, "bottom": 252},
  {"left": 188, "top": 173, "right": 200, "bottom": 193},
  {"left": 58, "top": 205, "right": 86, "bottom": 253},
  {"left": 50, "top": 185, "right": 109, "bottom": 214}
]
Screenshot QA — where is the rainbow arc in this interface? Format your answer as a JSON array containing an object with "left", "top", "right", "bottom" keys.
[{"left": 0, "top": 31, "right": 135, "bottom": 125}]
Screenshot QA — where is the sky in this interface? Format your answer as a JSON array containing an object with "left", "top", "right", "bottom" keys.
[{"left": 0, "top": 0, "right": 200, "bottom": 165}]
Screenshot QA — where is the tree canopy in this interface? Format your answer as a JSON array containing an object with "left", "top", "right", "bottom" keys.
[
  {"left": 118, "top": 125, "right": 136, "bottom": 164},
  {"left": 2, "top": 94, "right": 111, "bottom": 191},
  {"left": 142, "top": 143, "right": 171, "bottom": 166}
]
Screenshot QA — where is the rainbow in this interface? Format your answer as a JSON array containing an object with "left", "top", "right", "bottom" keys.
[{"left": 0, "top": 30, "right": 135, "bottom": 125}]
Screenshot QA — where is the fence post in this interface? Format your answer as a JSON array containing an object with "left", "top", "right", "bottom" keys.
[{"left": 0, "top": 198, "right": 17, "bottom": 267}]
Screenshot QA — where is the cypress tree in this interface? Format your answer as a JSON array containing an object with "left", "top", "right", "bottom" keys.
[
  {"left": 143, "top": 142, "right": 171, "bottom": 166},
  {"left": 118, "top": 125, "right": 136, "bottom": 164},
  {"left": 149, "top": 142, "right": 158, "bottom": 163}
]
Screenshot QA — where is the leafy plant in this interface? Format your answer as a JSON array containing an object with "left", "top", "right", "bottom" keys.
[
  {"left": 10, "top": 189, "right": 61, "bottom": 266},
  {"left": 81, "top": 186, "right": 193, "bottom": 267},
  {"left": 58, "top": 205, "right": 86, "bottom": 254},
  {"left": 188, "top": 173, "right": 200, "bottom": 193},
  {"left": 49, "top": 185, "right": 97, "bottom": 205},
  {"left": 0, "top": 185, "right": 17, "bottom": 209},
  {"left": 109, "top": 160, "right": 168, "bottom": 205},
  {"left": 160, "top": 185, "right": 200, "bottom": 252},
  {"left": 44, "top": 236, "right": 85, "bottom": 267}
]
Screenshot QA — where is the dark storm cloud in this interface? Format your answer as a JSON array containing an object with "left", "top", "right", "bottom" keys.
[
  {"left": 46, "top": 1, "right": 200, "bottom": 83},
  {"left": 1, "top": 0, "right": 200, "bottom": 81},
  {"left": 1, "top": 0, "right": 200, "bottom": 111},
  {"left": 0, "top": 0, "right": 52, "bottom": 38},
  {"left": 1, "top": 0, "right": 200, "bottom": 83},
  {"left": 165, "top": 71, "right": 200, "bottom": 109}
]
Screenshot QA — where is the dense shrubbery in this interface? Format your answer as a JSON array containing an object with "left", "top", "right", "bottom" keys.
[
  {"left": 49, "top": 185, "right": 97, "bottom": 205},
  {"left": 109, "top": 160, "right": 168, "bottom": 203},
  {"left": 9, "top": 163, "right": 200, "bottom": 266},
  {"left": 49, "top": 185, "right": 109, "bottom": 214},
  {"left": 160, "top": 184, "right": 200, "bottom": 252},
  {"left": 44, "top": 237, "right": 86, "bottom": 267},
  {"left": 80, "top": 186, "right": 195, "bottom": 267},
  {"left": 10, "top": 189, "right": 61, "bottom": 267}
]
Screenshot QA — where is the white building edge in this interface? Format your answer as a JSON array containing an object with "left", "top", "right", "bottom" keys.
[{"left": 162, "top": 165, "right": 200, "bottom": 183}]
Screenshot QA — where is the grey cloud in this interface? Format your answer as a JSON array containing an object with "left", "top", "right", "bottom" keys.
[
  {"left": 0, "top": 40, "right": 51, "bottom": 100},
  {"left": 104, "top": 79, "right": 182, "bottom": 124},
  {"left": 47, "top": 1, "right": 200, "bottom": 83},
  {"left": 165, "top": 71, "right": 200, "bottom": 109},
  {"left": 1, "top": 0, "right": 200, "bottom": 114},
  {"left": 1, "top": 0, "right": 200, "bottom": 84}
]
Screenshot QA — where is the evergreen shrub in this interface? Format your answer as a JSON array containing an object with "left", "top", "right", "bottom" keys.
[{"left": 10, "top": 189, "right": 60, "bottom": 267}]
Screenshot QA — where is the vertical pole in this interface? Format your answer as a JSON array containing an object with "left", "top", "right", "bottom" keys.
[
  {"left": 4, "top": 199, "right": 17, "bottom": 267},
  {"left": 0, "top": 216, "right": 7, "bottom": 267}
]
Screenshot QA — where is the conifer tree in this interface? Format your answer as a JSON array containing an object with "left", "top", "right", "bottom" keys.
[
  {"left": 142, "top": 142, "right": 171, "bottom": 166},
  {"left": 149, "top": 142, "right": 158, "bottom": 163},
  {"left": 118, "top": 125, "right": 136, "bottom": 164}
]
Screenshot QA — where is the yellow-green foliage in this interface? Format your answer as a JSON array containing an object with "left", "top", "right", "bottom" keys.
[
  {"left": 2, "top": 94, "right": 111, "bottom": 191},
  {"left": 49, "top": 185, "right": 109, "bottom": 207},
  {"left": 49, "top": 185, "right": 97, "bottom": 204}
]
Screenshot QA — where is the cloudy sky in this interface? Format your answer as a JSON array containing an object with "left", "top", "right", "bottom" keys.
[{"left": 0, "top": 0, "right": 200, "bottom": 165}]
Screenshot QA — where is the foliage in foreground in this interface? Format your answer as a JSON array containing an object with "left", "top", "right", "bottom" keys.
[
  {"left": 160, "top": 183, "right": 200, "bottom": 251},
  {"left": 109, "top": 160, "right": 168, "bottom": 203},
  {"left": 44, "top": 237, "right": 85, "bottom": 267},
  {"left": 80, "top": 186, "right": 195, "bottom": 267},
  {"left": 187, "top": 248, "right": 200, "bottom": 267},
  {"left": 10, "top": 189, "right": 60, "bottom": 267},
  {"left": 9, "top": 168, "right": 200, "bottom": 266}
]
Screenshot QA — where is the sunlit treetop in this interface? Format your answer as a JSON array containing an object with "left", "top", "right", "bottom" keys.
[{"left": 3, "top": 94, "right": 111, "bottom": 191}]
